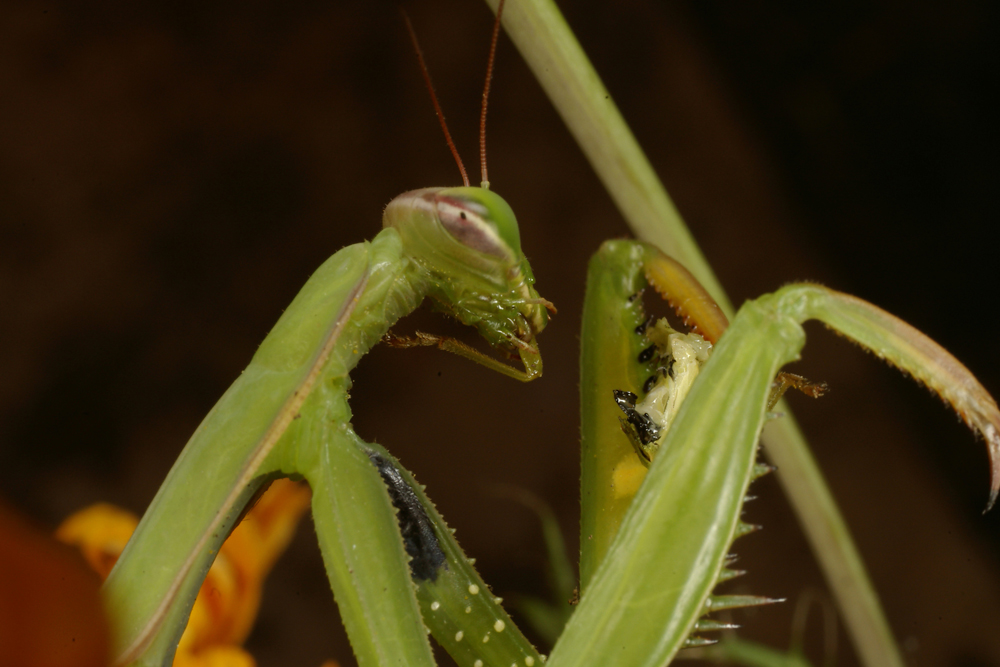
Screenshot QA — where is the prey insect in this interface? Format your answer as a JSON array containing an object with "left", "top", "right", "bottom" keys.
[
  {"left": 610, "top": 275, "right": 826, "bottom": 468},
  {"left": 102, "top": 2, "right": 546, "bottom": 666}
]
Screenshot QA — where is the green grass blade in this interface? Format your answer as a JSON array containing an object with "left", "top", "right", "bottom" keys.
[
  {"left": 699, "top": 636, "right": 815, "bottom": 667},
  {"left": 481, "top": 0, "right": 730, "bottom": 314},
  {"left": 760, "top": 414, "right": 899, "bottom": 667},
  {"left": 498, "top": 487, "right": 576, "bottom": 644}
]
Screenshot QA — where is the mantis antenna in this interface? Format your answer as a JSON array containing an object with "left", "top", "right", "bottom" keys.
[
  {"left": 479, "top": 0, "right": 506, "bottom": 189},
  {"left": 403, "top": 0, "right": 507, "bottom": 190},
  {"left": 402, "top": 10, "right": 470, "bottom": 187}
]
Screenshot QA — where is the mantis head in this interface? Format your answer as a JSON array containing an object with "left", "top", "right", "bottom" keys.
[{"left": 383, "top": 186, "right": 551, "bottom": 379}]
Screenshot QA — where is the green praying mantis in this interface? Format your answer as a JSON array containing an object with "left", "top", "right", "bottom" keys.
[{"left": 11, "top": 0, "right": 998, "bottom": 665}]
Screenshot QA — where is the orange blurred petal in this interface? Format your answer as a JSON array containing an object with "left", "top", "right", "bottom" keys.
[
  {"left": 175, "top": 644, "right": 256, "bottom": 667},
  {"left": 55, "top": 479, "right": 312, "bottom": 664},
  {"left": 55, "top": 502, "right": 138, "bottom": 578},
  {"left": 0, "top": 501, "right": 110, "bottom": 667},
  {"left": 180, "top": 478, "right": 312, "bottom": 650}
]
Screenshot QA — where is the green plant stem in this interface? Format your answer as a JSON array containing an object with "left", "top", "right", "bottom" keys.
[
  {"left": 485, "top": 1, "right": 904, "bottom": 665},
  {"left": 481, "top": 0, "right": 730, "bottom": 314}
]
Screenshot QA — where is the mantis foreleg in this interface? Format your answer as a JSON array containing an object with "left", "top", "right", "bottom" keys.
[
  {"left": 569, "top": 239, "right": 1000, "bottom": 667},
  {"left": 104, "top": 186, "right": 551, "bottom": 666}
]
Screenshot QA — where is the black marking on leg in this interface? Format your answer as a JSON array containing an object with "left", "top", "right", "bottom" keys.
[{"left": 366, "top": 451, "right": 447, "bottom": 582}]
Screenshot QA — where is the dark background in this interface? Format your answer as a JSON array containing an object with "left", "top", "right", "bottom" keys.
[{"left": 1, "top": 0, "right": 998, "bottom": 665}]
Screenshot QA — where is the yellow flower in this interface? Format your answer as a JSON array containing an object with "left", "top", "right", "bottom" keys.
[{"left": 56, "top": 478, "right": 312, "bottom": 667}]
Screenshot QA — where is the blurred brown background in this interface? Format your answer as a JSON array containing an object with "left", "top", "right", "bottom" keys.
[{"left": 1, "top": 0, "right": 998, "bottom": 665}]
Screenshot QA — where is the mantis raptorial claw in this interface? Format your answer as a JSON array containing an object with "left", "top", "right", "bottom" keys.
[
  {"left": 107, "top": 181, "right": 550, "bottom": 666},
  {"left": 574, "top": 239, "right": 1000, "bottom": 667},
  {"left": 641, "top": 244, "right": 729, "bottom": 344}
]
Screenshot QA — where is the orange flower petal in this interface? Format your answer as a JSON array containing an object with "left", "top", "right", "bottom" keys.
[
  {"left": 55, "top": 478, "right": 312, "bottom": 663},
  {"left": 54, "top": 502, "right": 138, "bottom": 579},
  {"left": 1, "top": 501, "right": 110, "bottom": 667}
]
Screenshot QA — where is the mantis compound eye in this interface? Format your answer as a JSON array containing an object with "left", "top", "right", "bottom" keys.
[{"left": 434, "top": 195, "right": 509, "bottom": 258}]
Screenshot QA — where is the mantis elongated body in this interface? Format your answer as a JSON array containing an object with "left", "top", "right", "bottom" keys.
[
  {"left": 103, "top": 184, "right": 550, "bottom": 665},
  {"left": 17, "top": 2, "right": 1000, "bottom": 664},
  {"left": 101, "top": 4, "right": 559, "bottom": 665}
]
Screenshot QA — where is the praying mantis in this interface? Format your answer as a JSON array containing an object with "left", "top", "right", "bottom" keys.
[{"left": 1, "top": 1, "right": 1000, "bottom": 667}]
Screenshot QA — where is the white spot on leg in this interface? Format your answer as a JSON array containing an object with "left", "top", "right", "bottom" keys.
[
  {"left": 474, "top": 662, "right": 483, "bottom": 667},
  {"left": 482, "top": 633, "right": 490, "bottom": 643},
  {"left": 468, "top": 584, "right": 480, "bottom": 595},
  {"left": 455, "top": 631, "right": 464, "bottom": 642},
  {"left": 526, "top": 658, "right": 535, "bottom": 666},
  {"left": 430, "top": 601, "right": 440, "bottom": 611},
  {"left": 465, "top": 605, "right": 472, "bottom": 614},
  {"left": 494, "top": 619, "right": 505, "bottom": 632}
]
